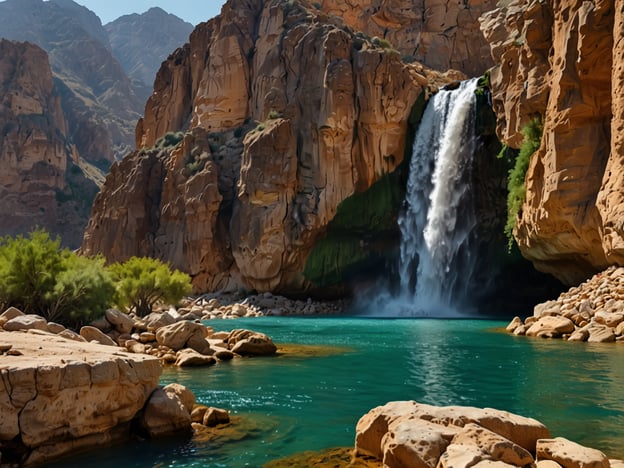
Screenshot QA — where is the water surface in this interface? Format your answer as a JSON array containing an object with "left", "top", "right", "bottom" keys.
[{"left": 56, "top": 317, "right": 624, "bottom": 466}]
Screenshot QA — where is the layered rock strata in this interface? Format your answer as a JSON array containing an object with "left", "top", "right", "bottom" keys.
[
  {"left": 507, "top": 265, "right": 624, "bottom": 343},
  {"left": 356, "top": 401, "right": 620, "bottom": 467},
  {"left": 83, "top": 0, "right": 460, "bottom": 294},
  {"left": 480, "top": 0, "right": 624, "bottom": 285}
]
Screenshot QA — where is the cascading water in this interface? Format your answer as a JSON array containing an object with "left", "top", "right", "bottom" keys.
[{"left": 397, "top": 78, "right": 479, "bottom": 315}]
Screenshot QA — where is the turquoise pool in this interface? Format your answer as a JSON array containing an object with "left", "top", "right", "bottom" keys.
[{"left": 56, "top": 317, "right": 624, "bottom": 466}]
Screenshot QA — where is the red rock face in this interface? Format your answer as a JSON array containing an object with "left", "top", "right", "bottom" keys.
[
  {"left": 84, "top": 0, "right": 451, "bottom": 294},
  {"left": 481, "top": 0, "right": 622, "bottom": 285}
]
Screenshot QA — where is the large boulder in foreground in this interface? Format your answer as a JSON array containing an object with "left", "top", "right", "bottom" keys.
[
  {"left": 355, "top": 401, "right": 550, "bottom": 467},
  {"left": 356, "top": 401, "right": 621, "bottom": 468},
  {"left": 0, "top": 330, "right": 161, "bottom": 465}
]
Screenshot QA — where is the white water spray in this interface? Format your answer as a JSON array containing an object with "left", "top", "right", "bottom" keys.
[{"left": 363, "top": 78, "right": 480, "bottom": 316}]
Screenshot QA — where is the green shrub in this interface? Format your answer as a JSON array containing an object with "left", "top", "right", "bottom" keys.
[
  {"left": 155, "top": 131, "right": 184, "bottom": 149},
  {"left": 48, "top": 254, "right": 115, "bottom": 327},
  {"left": 268, "top": 109, "right": 282, "bottom": 119},
  {"left": 505, "top": 117, "right": 543, "bottom": 249},
  {"left": 0, "top": 230, "right": 114, "bottom": 327},
  {"left": 109, "top": 257, "right": 192, "bottom": 317}
]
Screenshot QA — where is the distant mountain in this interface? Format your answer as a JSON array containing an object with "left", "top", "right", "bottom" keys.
[
  {"left": 106, "top": 7, "right": 194, "bottom": 88},
  {"left": 0, "top": 0, "right": 143, "bottom": 168}
]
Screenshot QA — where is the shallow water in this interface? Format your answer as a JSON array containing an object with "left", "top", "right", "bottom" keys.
[{"left": 56, "top": 317, "right": 624, "bottom": 467}]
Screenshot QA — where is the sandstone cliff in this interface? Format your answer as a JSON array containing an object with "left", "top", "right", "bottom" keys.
[
  {"left": 0, "top": 40, "right": 100, "bottom": 248},
  {"left": 318, "top": 0, "right": 497, "bottom": 77},
  {"left": 480, "top": 0, "right": 620, "bottom": 285},
  {"left": 83, "top": 0, "right": 462, "bottom": 295}
]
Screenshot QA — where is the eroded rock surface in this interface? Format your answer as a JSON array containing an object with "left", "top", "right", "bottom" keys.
[
  {"left": 355, "top": 401, "right": 619, "bottom": 468},
  {"left": 319, "top": 0, "right": 497, "bottom": 77},
  {"left": 0, "top": 330, "right": 161, "bottom": 465},
  {"left": 480, "top": 0, "right": 624, "bottom": 285}
]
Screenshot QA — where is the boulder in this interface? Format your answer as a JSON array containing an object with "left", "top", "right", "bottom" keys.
[
  {"left": 380, "top": 418, "right": 459, "bottom": 468},
  {"left": 355, "top": 401, "right": 550, "bottom": 462},
  {"left": 447, "top": 423, "right": 534, "bottom": 466},
  {"left": 90, "top": 317, "right": 113, "bottom": 333},
  {"left": 586, "top": 325, "right": 616, "bottom": 343},
  {"left": 0, "top": 307, "right": 24, "bottom": 327},
  {"left": 3, "top": 315, "right": 48, "bottom": 332},
  {"left": 438, "top": 443, "right": 494, "bottom": 468},
  {"left": 506, "top": 317, "right": 523, "bottom": 333},
  {"left": 79, "top": 326, "right": 118, "bottom": 347},
  {"left": 144, "top": 312, "right": 176, "bottom": 332},
  {"left": 525, "top": 316, "right": 576, "bottom": 339},
  {"left": 46, "top": 322, "right": 65, "bottom": 334},
  {"left": 214, "top": 349, "right": 235, "bottom": 361},
  {"left": 155, "top": 321, "right": 208, "bottom": 351},
  {"left": 57, "top": 329, "right": 86, "bottom": 342},
  {"left": 190, "top": 405, "right": 209, "bottom": 423},
  {"left": 141, "top": 387, "right": 192, "bottom": 438},
  {"left": 105, "top": 309, "right": 135, "bottom": 334},
  {"left": 202, "top": 407, "right": 230, "bottom": 427},
  {"left": 175, "top": 349, "right": 217, "bottom": 367},
  {"left": 163, "top": 383, "right": 195, "bottom": 414},
  {"left": 227, "top": 329, "right": 277, "bottom": 356},
  {"left": 186, "top": 334, "right": 214, "bottom": 355},
  {"left": 536, "top": 438, "right": 609, "bottom": 468}
]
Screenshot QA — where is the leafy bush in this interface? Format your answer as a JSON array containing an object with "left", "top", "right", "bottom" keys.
[
  {"left": 109, "top": 257, "right": 192, "bottom": 317},
  {"left": 0, "top": 230, "right": 114, "bottom": 327},
  {"left": 505, "top": 117, "right": 543, "bottom": 249},
  {"left": 155, "top": 131, "right": 184, "bottom": 149},
  {"left": 268, "top": 109, "right": 282, "bottom": 119}
]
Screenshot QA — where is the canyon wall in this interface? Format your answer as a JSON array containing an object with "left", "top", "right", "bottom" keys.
[
  {"left": 319, "top": 0, "right": 497, "bottom": 77},
  {"left": 0, "top": 40, "right": 99, "bottom": 247},
  {"left": 84, "top": 0, "right": 469, "bottom": 294},
  {"left": 481, "top": 0, "right": 623, "bottom": 285}
]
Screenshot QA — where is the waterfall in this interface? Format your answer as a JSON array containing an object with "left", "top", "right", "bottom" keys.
[{"left": 381, "top": 78, "right": 479, "bottom": 316}]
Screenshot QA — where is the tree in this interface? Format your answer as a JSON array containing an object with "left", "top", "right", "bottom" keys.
[
  {"left": 47, "top": 254, "right": 115, "bottom": 327},
  {"left": 109, "top": 257, "right": 192, "bottom": 317},
  {"left": 0, "top": 230, "right": 66, "bottom": 315},
  {"left": 0, "top": 229, "right": 114, "bottom": 327}
]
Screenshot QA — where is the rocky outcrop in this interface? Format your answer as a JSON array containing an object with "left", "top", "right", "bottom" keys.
[
  {"left": 507, "top": 265, "right": 624, "bottom": 343},
  {"left": 0, "top": 39, "right": 100, "bottom": 248},
  {"left": 318, "top": 0, "right": 497, "bottom": 77},
  {"left": 0, "top": 329, "right": 161, "bottom": 465},
  {"left": 480, "top": 0, "right": 624, "bottom": 285},
  {"left": 0, "top": 0, "right": 144, "bottom": 167},
  {"left": 355, "top": 401, "right": 620, "bottom": 468},
  {"left": 105, "top": 7, "right": 194, "bottom": 89},
  {"left": 83, "top": 0, "right": 461, "bottom": 295}
]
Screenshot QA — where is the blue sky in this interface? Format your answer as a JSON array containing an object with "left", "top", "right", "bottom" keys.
[{"left": 73, "top": 0, "right": 227, "bottom": 25}]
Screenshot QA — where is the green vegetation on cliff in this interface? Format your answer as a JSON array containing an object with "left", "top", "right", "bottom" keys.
[
  {"left": 304, "top": 93, "right": 426, "bottom": 290},
  {"left": 505, "top": 117, "right": 543, "bottom": 248},
  {"left": 303, "top": 172, "right": 403, "bottom": 287}
]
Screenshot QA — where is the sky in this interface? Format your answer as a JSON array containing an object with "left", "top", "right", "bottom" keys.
[{"left": 72, "top": 0, "right": 227, "bottom": 26}]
